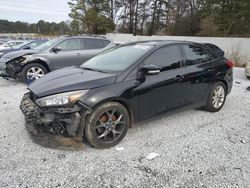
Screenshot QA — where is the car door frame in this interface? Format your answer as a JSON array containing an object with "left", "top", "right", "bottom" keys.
[
  {"left": 122, "top": 43, "right": 191, "bottom": 121},
  {"left": 179, "top": 43, "right": 219, "bottom": 105}
]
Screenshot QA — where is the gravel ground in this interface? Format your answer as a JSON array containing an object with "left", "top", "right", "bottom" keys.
[{"left": 0, "top": 68, "right": 249, "bottom": 188}]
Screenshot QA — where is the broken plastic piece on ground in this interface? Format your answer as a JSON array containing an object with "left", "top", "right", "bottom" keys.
[
  {"left": 235, "top": 81, "right": 241, "bottom": 84},
  {"left": 115, "top": 147, "right": 124, "bottom": 151},
  {"left": 146, "top": 152, "right": 160, "bottom": 160},
  {"left": 246, "top": 86, "right": 250, "bottom": 91},
  {"left": 241, "top": 140, "right": 247, "bottom": 144}
]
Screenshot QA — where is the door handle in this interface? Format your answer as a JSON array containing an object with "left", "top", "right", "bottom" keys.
[
  {"left": 175, "top": 75, "right": 184, "bottom": 81},
  {"left": 207, "top": 68, "right": 215, "bottom": 72},
  {"left": 76, "top": 53, "right": 81, "bottom": 56}
]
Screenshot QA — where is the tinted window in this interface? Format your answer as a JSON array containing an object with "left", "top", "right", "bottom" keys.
[
  {"left": 144, "top": 45, "right": 182, "bottom": 71},
  {"left": 183, "top": 45, "right": 210, "bottom": 66},
  {"left": 84, "top": 38, "right": 101, "bottom": 49},
  {"left": 99, "top": 39, "right": 110, "bottom": 47},
  {"left": 56, "top": 39, "right": 81, "bottom": 51}
]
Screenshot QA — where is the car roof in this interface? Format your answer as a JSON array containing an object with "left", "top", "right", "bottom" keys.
[
  {"left": 121, "top": 40, "right": 202, "bottom": 47},
  {"left": 7, "top": 40, "right": 27, "bottom": 43},
  {"left": 62, "top": 35, "right": 110, "bottom": 40}
]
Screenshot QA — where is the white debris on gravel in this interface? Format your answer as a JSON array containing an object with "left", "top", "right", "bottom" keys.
[
  {"left": 0, "top": 68, "right": 250, "bottom": 188},
  {"left": 146, "top": 152, "right": 160, "bottom": 160},
  {"left": 115, "top": 147, "right": 125, "bottom": 151}
]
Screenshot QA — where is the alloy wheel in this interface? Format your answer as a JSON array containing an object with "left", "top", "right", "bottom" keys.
[
  {"left": 27, "top": 67, "right": 45, "bottom": 80},
  {"left": 212, "top": 85, "right": 225, "bottom": 109},
  {"left": 95, "top": 109, "right": 126, "bottom": 143}
]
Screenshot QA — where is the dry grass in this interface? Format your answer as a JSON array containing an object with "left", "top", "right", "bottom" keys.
[{"left": 226, "top": 44, "right": 249, "bottom": 67}]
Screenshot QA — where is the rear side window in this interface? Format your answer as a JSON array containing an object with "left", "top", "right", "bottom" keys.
[
  {"left": 83, "top": 38, "right": 102, "bottom": 49},
  {"left": 182, "top": 45, "right": 210, "bottom": 66},
  {"left": 99, "top": 39, "right": 111, "bottom": 47},
  {"left": 144, "top": 45, "right": 182, "bottom": 71}
]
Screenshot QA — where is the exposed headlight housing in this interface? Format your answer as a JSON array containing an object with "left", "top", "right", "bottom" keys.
[
  {"left": 15, "top": 56, "right": 26, "bottom": 63},
  {"left": 36, "top": 90, "right": 89, "bottom": 107}
]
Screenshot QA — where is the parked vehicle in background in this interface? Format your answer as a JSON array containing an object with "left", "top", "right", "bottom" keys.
[
  {"left": 245, "top": 62, "right": 250, "bottom": 79},
  {"left": 20, "top": 41, "right": 233, "bottom": 148},
  {"left": 0, "top": 39, "right": 48, "bottom": 58},
  {"left": 0, "top": 39, "right": 8, "bottom": 45},
  {"left": 1, "top": 36, "right": 114, "bottom": 82},
  {"left": 0, "top": 40, "right": 26, "bottom": 50}
]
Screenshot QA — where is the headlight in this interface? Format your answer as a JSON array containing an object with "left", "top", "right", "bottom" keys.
[
  {"left": 36, "top": 90, "right": 89, "bottom": 107},
  {"left": 0, "top": 52, "right": 4, "bottom": 56},
  {"left": 0, "top": 56, "right": 12, "bottom": 63}
]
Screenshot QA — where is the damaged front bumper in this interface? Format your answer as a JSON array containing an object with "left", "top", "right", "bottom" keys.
[
  {"left": 20, "top": 93, "right": 90, "bottom": 141},
  {"left": 0, "top": 62, "right": 8, "bottom": 77},
  {"left": 5, "top": 61, "right": 23, "bottom": 78}
]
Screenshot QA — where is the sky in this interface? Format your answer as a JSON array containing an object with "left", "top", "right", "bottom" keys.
[{"left": 0, "top": 0, "right": 71, "bottom": 23}]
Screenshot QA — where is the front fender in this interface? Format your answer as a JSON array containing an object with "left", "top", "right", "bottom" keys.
[{"left": 21, "top": 56, "right": 49, "bottom": 66}]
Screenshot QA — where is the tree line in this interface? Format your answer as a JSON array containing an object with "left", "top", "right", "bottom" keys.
[
  {"left": 68, "top": 0, "right": 250, "bottom": 37},
  {"left": 1, "top": 1, "right": 250, "bottom": 37},
  {"left": 0, "top": 20, "right": 71, "bottom": 35}
]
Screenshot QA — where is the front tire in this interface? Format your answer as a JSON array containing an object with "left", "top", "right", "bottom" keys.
[
  {"left": 205, "top": 82, "right": 227, "bottom": 112},
  {"left": 21, "top": 63, "right": 48, "bottom": 83},
  {"left": 85, "top": 102, "right": 130, "bottom": 149}
]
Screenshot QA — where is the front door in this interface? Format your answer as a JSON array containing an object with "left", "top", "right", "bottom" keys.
[
  {"left": 49, "top": 38, "right": 84, "bottom": 70},
  {"left": 135, "top": 44, "right": 188, "bottom": 121}
]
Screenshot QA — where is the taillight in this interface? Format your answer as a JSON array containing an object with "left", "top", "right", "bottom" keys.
[{"left": 226, "top": 60, "right": 234, "bottom": 69}]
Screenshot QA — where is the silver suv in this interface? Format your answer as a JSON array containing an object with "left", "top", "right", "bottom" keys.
[{"left": 1, "top": 36, "right": 114, "bottom": 82}]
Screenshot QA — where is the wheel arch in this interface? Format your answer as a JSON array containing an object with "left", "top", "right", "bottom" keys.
[
  {"left": 90, "top": 98, "right": 134, "bottom": 128},
  {"left": 219, "top": 79, "right": 228, "bottom": 93},
  {"left": 23, "top": 59, "right": 50, "bottom": 72}
]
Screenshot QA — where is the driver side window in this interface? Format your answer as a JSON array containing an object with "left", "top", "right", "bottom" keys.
[
  {"left": 55, "top": 39, "right": 81, "bottom": 51},
  {"left": 143, "top": 45, "right": 182, "bottom": 72}
]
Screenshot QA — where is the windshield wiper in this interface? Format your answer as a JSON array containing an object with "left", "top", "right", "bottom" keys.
[{"left": 81, "top": 67, "right": 107, "bottom": 73}]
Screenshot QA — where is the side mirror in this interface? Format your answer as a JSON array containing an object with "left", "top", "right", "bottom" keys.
[
  {"left": 23, "top": 46, "right": 31, "bottom": 50},
  {"left": 52, "top": 46, "right": 61, "bottom": 53},
  {"left": 138, "top": 64, "right": 160, "bottom": 78}
]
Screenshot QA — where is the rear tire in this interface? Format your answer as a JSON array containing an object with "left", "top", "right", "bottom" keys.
[
  {"left": 21, "top": 63, "right": 48, "bottom": 83},
  {"left": 205, "top": 82, "right": 227, "bottom": 112},
  {"left": 85, "top": 102, "right": 130, "bottom": 149}
]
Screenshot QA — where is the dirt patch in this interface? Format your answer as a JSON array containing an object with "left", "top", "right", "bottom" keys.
[{"left": 28, "top": 132, "right": 85, "bottom": 151}]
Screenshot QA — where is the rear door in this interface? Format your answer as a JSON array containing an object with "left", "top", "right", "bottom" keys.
[
  {"left": 49, "top": 38, "right": 84, "bottom": 70},
  {"left": 135, "top": 44, "right": 189, "bottom": 121},
  {"left": 180, "top": 44, "right": 218, "bottom": 105}
]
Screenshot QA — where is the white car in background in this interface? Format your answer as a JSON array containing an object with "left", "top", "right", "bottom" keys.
[
  {"left": 0, "top": 41, "right": 26, "bottom": 50},
  {"left": 245, "top": 62, "right": 250, "bottom": 79}
]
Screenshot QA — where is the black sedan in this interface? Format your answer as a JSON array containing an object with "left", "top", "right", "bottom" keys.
[{"left": 20, "top": 41, "right": 233, "bottom": 148}]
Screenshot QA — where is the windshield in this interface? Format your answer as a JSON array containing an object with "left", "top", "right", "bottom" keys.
[
  {"left": 80, "top": 44, "right": 153, "bottom": 73},
  {"left": 34, "top": 38, "right": 61, "bottom": 52},
  {"left": 12, "top": 42, "right": 29, "bottom": 49}
]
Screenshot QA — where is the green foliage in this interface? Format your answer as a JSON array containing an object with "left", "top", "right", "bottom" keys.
[
  {"left": 68, "top": 0, "right": 115, "bottom": 34},
  {"left": 0, "top": 19, "right": 71, "bottom": 35},
  {"left": 1, "top": 0, "right": 250, "bottom": 37}
]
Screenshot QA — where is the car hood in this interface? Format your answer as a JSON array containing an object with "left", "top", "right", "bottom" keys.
[
  {"left": 2, "top": 49, "right": 38, "bottom": 60},
  {"left": 29, "top": 66, "right": 117, "bottom": 97}
]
